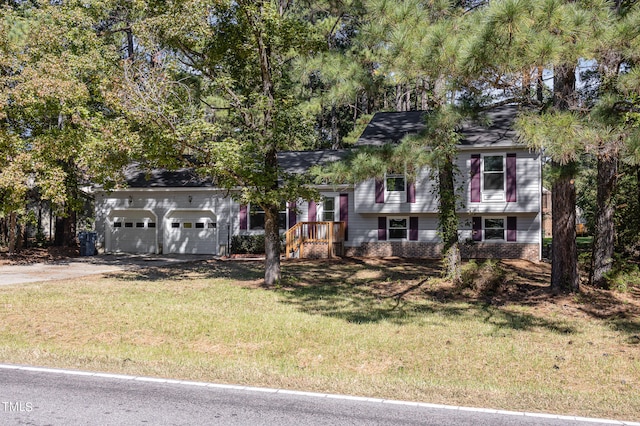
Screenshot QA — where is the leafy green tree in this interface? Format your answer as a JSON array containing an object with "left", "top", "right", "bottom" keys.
[
  {"left": 113, "top": 0, "right": 343, "bottom": 285},
  {"left": 0, "top": 1, "right": 130, "bottom": 251}
]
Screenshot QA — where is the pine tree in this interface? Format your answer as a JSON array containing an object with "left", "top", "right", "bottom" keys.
[{"left": 468, "top": 0, "right": 614, "bottom": 292}]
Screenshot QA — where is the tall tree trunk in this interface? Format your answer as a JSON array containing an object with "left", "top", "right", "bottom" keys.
[
  {"left": 244, "top": 0, "right": 281, "bottom": 286},
  {"left": 331, "top": 105, "right": 339, "bottom": 149},
  {"left": 65, "top": 208, "right": 77, "bottom": 247},
  {"left": 439, "top": 157, "right": 461, "bottom": 283},
  {"left": 637, "top": 165, "right": 640, "bottom": 216},
  {"left": 551, "top": 64, "right": 579, "bottom": 293},
  {"left": 536, "top": 66, "right": 544, "bottom": 102},
  {"left": 590, "top": 155, "right": 618, "bottom": 288},
  {"left": 263, "top": 202, "right": 281, "bottom": 286},
  {"left": 551, "top": 168, "right": 579, "bottom": 293},
  {"left": 395, "top": 84, "right": 402, "bottom": 111},
  {"left": 125, "top": 27, "right": 135, "bottom": 61},
  {"left": 8, "top": 211, "right": 17, "bottom": 255},
  {"left": 522, "top": 68, "right": 531, "bottom": 98}
]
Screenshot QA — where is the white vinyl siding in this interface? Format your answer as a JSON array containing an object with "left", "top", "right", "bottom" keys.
[
  {"left": 354, "top": 171, "right": 437, "bottom": 214},
  {"left": 459, "top": 150, "right": 541, "bottom": 214}
]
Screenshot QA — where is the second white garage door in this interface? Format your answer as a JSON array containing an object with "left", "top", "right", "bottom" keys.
[{"left": 164, "top": 210, "right": 218, "bottom": 254}]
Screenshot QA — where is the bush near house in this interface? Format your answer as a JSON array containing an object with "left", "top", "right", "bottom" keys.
[{"left": 231, "top": 235, "right": 286, "bottom": 255}]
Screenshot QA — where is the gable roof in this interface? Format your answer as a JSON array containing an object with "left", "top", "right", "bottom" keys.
[
  {"left": 278, "top": 150, "right": 350, "bottom": 175},
  {"left": 123, "top": 163, "right": 214, "bottom": 188},
  {"left": 355, "top": 104, "right": 520, "bottom": 148},
  {"left": 116, "top": 105, "right": 521, "bottom": 188},
  {"left": 458, "top": 104, "right": 519, "bottom": 147},
  {"left": 356, "top": 111, "right": 427, "bottom": 146},
  {"left": 119, "top": 150, "right": 349, "bottom": 188}
]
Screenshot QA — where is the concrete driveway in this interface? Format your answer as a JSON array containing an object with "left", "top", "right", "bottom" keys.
[{"left": 0, "top": 254, "right": 215, "bottom": 286}]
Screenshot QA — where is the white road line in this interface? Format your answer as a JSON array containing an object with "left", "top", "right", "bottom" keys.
[{"left": 0, "top": 363, "right": 637, "bottom": 425}]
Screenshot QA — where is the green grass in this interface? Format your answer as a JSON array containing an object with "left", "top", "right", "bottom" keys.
[
  {"left": 0, "top": 258, "right": 638, "bottom": 421},
  {"left": 543, "top": 236, "right": 593, "bottom": 247}
]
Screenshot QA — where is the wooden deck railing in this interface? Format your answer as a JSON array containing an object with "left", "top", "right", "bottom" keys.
[{"left": 285, "top": 221, "right": 345, "bottom": 259}]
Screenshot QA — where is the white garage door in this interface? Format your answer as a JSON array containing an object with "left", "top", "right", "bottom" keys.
[
  {"left": 108, "top": 210, "right": 157, "bottom": 254},
  {"left": 164, "top": 210, "right": 217, "bottom": 254}
]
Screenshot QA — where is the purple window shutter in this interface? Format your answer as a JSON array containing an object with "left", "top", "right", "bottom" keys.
[
  {"left": 288, "top": 202, "right": 297, "bottom": 229},
  {"left": 340, "top": 193, "right": 348, "bottom": 241},
  {"left": 375, "top": 179, "right": 384, "bottom": 203},
  {"left": 471, "top": 154, "right": 481, "bottom": 202},
  {"left": 507, "top": 216, "right": 517, "bottom": 241},
  {"left": 409, "top": 217, "right": 419, "bottom": 241},
  {"left": 239, "top": 205, "right": 248, "bottom": 230},
  {"left": 407, "top": 180, "right": 416, "bottom": 203},
  {"left": 472, "top": 217, "right": 482, "bottom": 241},
  {"left": 507, "top": 153, "right": 517, "bottom": 202},
  {"left": 378, "top": 217, "right": 387, "bottom": 241},
  {"left": 308, "top": 201, "right": 317, "bottom": 222}
]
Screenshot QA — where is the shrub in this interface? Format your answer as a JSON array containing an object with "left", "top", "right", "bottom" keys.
[
  {"left": 230, "top": 234, "right": 286, "bottom": 254},
  {"left": 231, "top": 235, "right": 265, "bottom": 254},
  {"left": 605, "top": 257, "right": 640, "bottom": 293},
  {"left": 460, "top": 260, "right": 506, "bottom": 295}
]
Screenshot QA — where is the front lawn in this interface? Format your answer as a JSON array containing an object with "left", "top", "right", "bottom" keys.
[{"left": 0, "top": 258, "right": 638, "bottom": 421}]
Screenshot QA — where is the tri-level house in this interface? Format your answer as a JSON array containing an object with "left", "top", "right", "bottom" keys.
[{"left": 93, "top": 104, "right": 542, "bottom": 261}]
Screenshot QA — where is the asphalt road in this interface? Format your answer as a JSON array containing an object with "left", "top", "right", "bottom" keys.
[{"left": 1, "top": 365, "right": 637, "bottom": 426}]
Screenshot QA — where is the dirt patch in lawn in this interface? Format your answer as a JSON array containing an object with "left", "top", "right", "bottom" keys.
[{"left": 0, "top": 246, "right": 80, "bottom": 265}]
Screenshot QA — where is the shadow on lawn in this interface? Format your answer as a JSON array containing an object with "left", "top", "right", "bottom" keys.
[
  {"left": 111, "top": 260, "right": 264, "bottom": 282},
  {"left": 275, "top": 258, "right": 580, "bottom": 334},
  {"left": 108, "top": 256, "right": 639, "bottom": 341}
]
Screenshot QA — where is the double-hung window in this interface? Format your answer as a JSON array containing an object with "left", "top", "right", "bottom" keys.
[
  {"left": 482, "top": 155, "right": 505, "bottom": 202},
  {"left": 473, "top": 216, "right": 517, "bottom": 242},
  {"left": 385, "top": 173, "right": 406, "bottom": 203},
  {"left": 388, "top": 217, "right": 408, "bottom": 240},
  {"left": 249, "top": 203, "right": 287, "bottom": 230},
  {"left": 483, "top": 218, "right": 505, "bottom": 240},
  {"left": 321, "top": 197, "right": 336, "bottom": 222}
]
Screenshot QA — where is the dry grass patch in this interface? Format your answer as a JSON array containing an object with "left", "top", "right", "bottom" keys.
[{"left": 0, "top": 257, "right": 638, "bottom": 421}]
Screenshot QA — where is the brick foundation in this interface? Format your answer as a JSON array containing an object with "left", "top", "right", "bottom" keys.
[
  {"left": 345, "top": 242, "right": 442, "bottom": 258},
  {"left": 296, "top": 242, "right": 344, "bottom": 259},
  {"left": 344, "top": 242, "right": 539, "bottom": 262},
  {"left": 461, "top": 242, "right": 539, "bottom": 262}
]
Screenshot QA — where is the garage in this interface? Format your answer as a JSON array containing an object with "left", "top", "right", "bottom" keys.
[
  {"left": 107, "top": 210, "right": 158, "bottom": 254},
  {"left": 163, "top": 210, "right": 218, "bottom": 254}
]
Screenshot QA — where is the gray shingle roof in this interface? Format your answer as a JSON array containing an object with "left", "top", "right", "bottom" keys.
[
  {"left": 458, "top": 104, "right": 519, "bottom": 147},
  {"left": 355, "top": 104, "right": 520, "bottom": 148},
  {"left": 355, "top": 111, "right": 427, "bottom": 146},
  {"left": 278, "top": 150, "right": 350, "bottom": 175},
  {"left": 121, "top": 105, "right": 520, "bottom": 188},
  {"left": 123, "top": 164, "right": 214, "bottom": 188},
  {"left": 122, "top": 151, "right": 349, "bottom": 188}
]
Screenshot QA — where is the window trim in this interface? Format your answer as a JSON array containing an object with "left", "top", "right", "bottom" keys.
[
  {"left": 481, "top": 154, "right": 506, "bottom": 202},
  {"left": 388, "top": 216, "right": 409, "bottom": 241},
  {"left": 248, "top": 203, "right": 288, "bottom": 230},
  {"left": 385, "top": 173, "right": 407, "bottom": 203},
  {"left": 482, "top": 216, "right": 506, "bottom": 241},
  {"left": 319, "top": 195, "right": 338, "bottom": 222}
]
